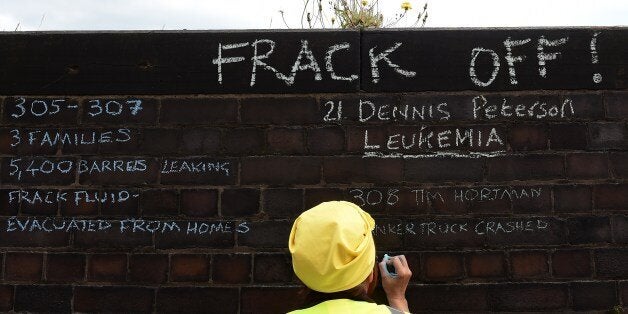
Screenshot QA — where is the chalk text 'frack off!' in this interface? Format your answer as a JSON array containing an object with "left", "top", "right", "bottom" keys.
[{"left": 212, "top": 39, "right": 414, "bottom": 86}]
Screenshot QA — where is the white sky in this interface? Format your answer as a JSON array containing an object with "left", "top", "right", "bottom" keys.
[{"left": 1, "top": 0, "right": 627, "bottom": 31}]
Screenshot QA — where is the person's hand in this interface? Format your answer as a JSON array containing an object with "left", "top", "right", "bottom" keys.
[{"left": 379, "top": 255, "right": 411, "bottom": 312}]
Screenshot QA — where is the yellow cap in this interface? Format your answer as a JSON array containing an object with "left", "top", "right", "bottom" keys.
[{"left": 289, "top": 201, "right": 376, "bottom": 293}]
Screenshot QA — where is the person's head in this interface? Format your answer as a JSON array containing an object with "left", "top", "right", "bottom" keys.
[{"left": 288, "top": 201, "right": 377, "bottom": 296}]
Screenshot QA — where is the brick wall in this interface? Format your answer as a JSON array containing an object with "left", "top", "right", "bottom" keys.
[{"left": 0, "top": 29, "right": 627, "bottom": 312}]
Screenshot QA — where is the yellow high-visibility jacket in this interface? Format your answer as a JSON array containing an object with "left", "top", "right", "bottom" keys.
[{"left": 288, "top": 299, "right": 405, "bottom": 314}]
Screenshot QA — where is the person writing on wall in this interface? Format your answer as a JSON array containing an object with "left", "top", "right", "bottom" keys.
[{"left": 288, "top": 201, "right": 412, "bottom": 313}]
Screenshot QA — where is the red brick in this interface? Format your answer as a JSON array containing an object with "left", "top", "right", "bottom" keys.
[
  {"left": 78, "top": 157, "right": 160, "bottom": 185},
  {"left": 88, "top": 254, "right": 127, "bottom": 282},
  {"left": 567, "top": 216, "right": 612, "bottom": 244},
  {"left": 160, "top": 97, "right": 237, "bottom": 125},
  {"left": 325, "top": 157, "right": 403, "bottom": 183},
  {"left": 221, "top": 188, "right": 260, "bottom": 217},
  {"left": 223, "top": 128, "right": 265, "bottom": 155},
  {"left": 129, "top": 254, "right": 168, "bottom": 283},
  {"left": 570, "top": 282, "right": 618, "bottom": 311},
  {"left": 467, "top": 252, "right": 506, "bottom": 278},
  {"left": 140, "top": 189, "right": 178, "bottom": 215},
  {"left": 0, "top": 190, "right": 19, "bottom": 215},
  {"left": 554, "top": 185, "right": 592, "bottom": 213},
  {"left": 74, "top": 225, "right": 152, "bottom": 249},
  {"left": 170, "top": 254, "right": 209, "bottom": 282},
  {"left": 263, "top": 188, "right": 303, "bottom": 218},
  {"left": 566, "top": 153, "right": 609, "bottom": 179},
  {"left": 605, "top": 91, "right": 628, "bottom": 118},
  {"left": 241, "top": 97, "right": 318, "bottom": 125},
  {"left": 238, "top": 220, "right": 292, "bottom": 248},
  {"left": 241, "top": 287, "right": 303, "bottom": 314},
  {"left": 423, "top": 252, "right": 464, "bottom": 281},
  {"left": 74, "top": 286, "right": 154, "bottom": 312},
  {"left": 101, "top": 189, "right": 140, "bottom": 215},
  {"left": 0, "top": 285, "right": 12, "bottom": 311},
  {"left": 139, "top": 128, "right": 180, "bottom": 154},
  {"left": 563, "top": 93, "right": 605, "bottom": 119},
  {"left": 397, "top": 252, "right": 421, "bottom": 283},
  {"left": 595, "top": 249, "right": 628, "bottom": 278},
  {"left": 621, "top": 282, "right": 628, "bottom": 305},
  {"left": 610, "top": 152, "right": 628, "bottom": 178},
  {"left": 253, "top": 253, "right": 293, "bottom": 283},
  {"left": 510, "top": 251, "right": 548, "bottom": 278},
  {"left": 212, "top": 254, "right": 251, "bottom": 284},
  {"left": 508, "top": 124, "right": 548, "bottom": 151},
  {"left": 4, "top": 252, "right": 42, "bottom": 281},
  {"left": 0, "top": 128, "right": 15, "bottom": 154},
  {"left": 14, "top": 285, "right": 72, "bottom": 312},
  {"left": 156, "top": 287, "right": 238, "bottom": 313},
  {"left": 549, "top": 123, "right": 588, "bottom": 150},
  {"left": 0, "top": 227, "right": 70, "bottom": 248},
  {"left": 488, "top": 283, "right": 568, "bottom": 311},
  {"left": 241, "top": 157, "right": 320, "bottom": 185},
  {"left": 405, "top": 158, "right": 483, "bottom": 183},
  {"left": 594, "top": 184, "right": 628, "bottom": 211},
  {"left": 180, "top": 189, "right": 218, "bottom": 217},
  {"left": 511, "top": 185, "right": 551, "bottom": 214},
  {"left": 46, "top": 253, "right": 85, "bottom": 282},
  {"left": 612, "top": 215, "right": 628, "bottom": 243},
  {"left": 487, "top": 154, "right": 564, "bottom": 181},
  {"left": 267, "top": 128, "right": 305, "bottom": 154},
  {"left": 307, "top": 127, "right": 345, "bottom": 154},
  {"left": 407, "top": 284, "right": 487, "bottom": 311},
  {"left": 179, "top": 128, "right": 221, "bottom": 154},
  {"left": 588, "top": 122, "right": 628, "bottom": 149},
  {"left": 81, "top": 97, "right": 158, "bottom": 124},
  {"left": 552, "top": 250, "right": 591, "bottom": 278},
  {"left": 304, "top": 188, "right": 346, "bottom": 209}
]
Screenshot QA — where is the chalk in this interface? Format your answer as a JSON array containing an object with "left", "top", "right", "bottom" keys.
[{"left": 382, "top": 254, "right": 398, "bottom": 278}]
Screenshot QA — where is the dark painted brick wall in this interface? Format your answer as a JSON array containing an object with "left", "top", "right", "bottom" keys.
[{"left": 0, "top": 28, "right": 627, "bottom": 313}]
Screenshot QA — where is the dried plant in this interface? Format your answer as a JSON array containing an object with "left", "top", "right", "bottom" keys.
[{"left": 280, "top": 0, "right": 428, "bottom": 29}]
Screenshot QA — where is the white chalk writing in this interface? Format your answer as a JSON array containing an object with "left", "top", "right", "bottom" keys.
[
  {"left": 161, "top": 159, "right": 231, "bottom": 176},
  {"left": 8, "top": 98, "right": 76, "bottom": 119},
  {"left": 9, "top": 128, "right": 132, "bottom": 147},
  {"left": 369, "top": 42, "right": 416, "bottom": 83},
  {"left": 7, "top": 190, "right": 138, "bottom": 206},
  {"left": 86, "top": 99, "right": 142, "bottom": 117},
  {"left": 5, "top": 217, "right": 250, "bottom": 235},
  {"left": 373, "top": 218, "right": 549, "bottom": 236},
  {"left": 8, "top": 158, "right": 74, "bottom": 181},
  {"left": 350, "top": 186, "right": 543, "bottom": 209},
  {"left": 472, "top": 95, "right": 575, "bottom": 120},
  {"left": 470, "top": 35, "right": 571, "bottom": 87},
  {"left": 78, "top": 159, "right": 147, "bottom": 175}
]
